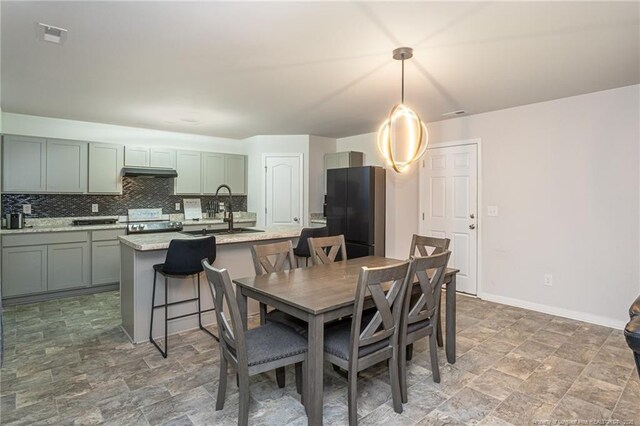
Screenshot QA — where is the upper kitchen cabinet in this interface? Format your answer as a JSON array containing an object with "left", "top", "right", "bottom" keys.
[
  {"left": 2, "top": 135, "right": 47, "bottom": 193},
  {"left": 46, "top": 139, "right": 88, "bottom": 193},
  {"left": 125, "top": 146, "right": 150, "bottom": 167},
  {"left": 225, "top": 154, "right": 247, "bottom": 195},
  {"left": 175, "top": 150, "right": 202, "bottom": 194},
  {"left": 149, "top": 148, "right": 176, "bottom": 168},
  {"left": 88, "top": 143, "right": 124, "bottom": 194},
  {"left": 202, "top": 152, "right": 225, "bottom": 194}
]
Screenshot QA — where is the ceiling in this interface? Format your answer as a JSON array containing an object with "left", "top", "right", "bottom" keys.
[{"left": 2, "top": 1, "right": 639, "bottom": 139}]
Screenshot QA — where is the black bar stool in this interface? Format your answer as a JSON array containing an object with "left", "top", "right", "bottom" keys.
[
  {"left": 293, "top": 226, "right": 328, "bottom": 267},
  {"left": 150, "top": 236, "right": 218, "bottom": 358}
]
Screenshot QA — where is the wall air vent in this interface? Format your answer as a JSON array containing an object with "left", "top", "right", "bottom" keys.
[
  {"left": 442, "top": 110, "right": 466, "bottom": 117},
  {"left": 37, "top": 23, "right": 68, "bottom": 45}
]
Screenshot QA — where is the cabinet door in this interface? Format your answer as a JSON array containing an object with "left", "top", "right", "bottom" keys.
[
  {"left": 91, "top": 241, "right": 120, "bottom": 286},
  {"left": 88, "top": 143, "right": 124, "bottom": 194},
  {"left": 225, "top": 154, "right": 246, "bottom": 195},
  {"left": 125, "top": 146, "right": 150, "bottom": 167},
  {"left": 202, "top": 152, "right": 225, "bottom": 194},
  {"left": 47, "top": 242, "right": 90, "bottom": 291},
  {"left": 150, "top": 148, "right": 176, "bottom": 168},
  {"left": 2, "top": 135, "right": 47, "bottom": 192},
  {"left": 2, "top": 246, "right": 48, "bottom": 297},
  {"left": 46, "top": 139, "right": 88, "bottom": 193},
  {"left": 175, "top": 150, "right": 202, "bottom": 194},
  {"left": 336, "top": 152, "right": 351, "bottom": 168},
  {"left": 324, "top": 153, "right": 340, "bottom": 193}
]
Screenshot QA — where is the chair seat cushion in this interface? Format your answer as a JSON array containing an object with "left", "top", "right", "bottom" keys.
[
  {"left": 630, "top": 295, "right": 640, "bottom": 318},
  {"left": 153, "top": 263, "right": 201, "bottom": 277},
  {"left": 625, "top": 316, "right": 640, "bottom": 352},
  {"left": 407, "top": 318, "right": 433, "bottom": 334},
  {"left": 266, "top": 309, "right": 309, "bottom": 337},
  {"left": 323, "top": 315, "right": 389, "bottom": 361},
  {"left": 243, "top": 322, "right": 308, "bottom": 367}
]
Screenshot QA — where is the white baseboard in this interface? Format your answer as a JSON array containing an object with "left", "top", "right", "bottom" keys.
[{"left": 478, "top": 292, "right": 627, "bottom": 330}]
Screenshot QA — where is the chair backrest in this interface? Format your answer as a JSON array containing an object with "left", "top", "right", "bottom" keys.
[
  {"left": 350, "top": 261, "right": 411, "bottom": 361},
  {"left": 250, "top": 240, "right": 296, "bottom": 275},
  {"left": 293, "top": 226, "right": 328, "bottom": 257},
  {"left": 163, "top": 236, "right": 216, "bottom": 275},
  {"left": 402, "top": 251, "right": 451, "bottom": 332},
  {"left": 308, "top": 234, "right": 347, "bottom": 265},
  {"left": 409, "top": 234, "right": 450, "bottom": 257},
  {"left": 201, "top": 260, "right": 247, "bottom": 366}
]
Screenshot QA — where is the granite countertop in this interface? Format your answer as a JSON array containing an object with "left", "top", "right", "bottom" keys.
[{"left": 118, "top": 224, "right": 321, "bottom": 251}]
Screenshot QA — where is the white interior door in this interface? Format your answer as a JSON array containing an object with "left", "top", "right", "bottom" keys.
[
  {"left": 265, "top": 154, "right": 303, "bottom": 227},
  {"left": 420, "top": 143, "right": 478, "bottom": 295}
]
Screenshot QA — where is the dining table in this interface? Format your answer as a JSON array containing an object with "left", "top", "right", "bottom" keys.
[{"left": 233, "top": 255, "right": 459, "bottom": 426}]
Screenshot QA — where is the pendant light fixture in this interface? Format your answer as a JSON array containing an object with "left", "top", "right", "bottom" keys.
[{"left": 377, "top": 47, "right": 428, "bottom": 173}]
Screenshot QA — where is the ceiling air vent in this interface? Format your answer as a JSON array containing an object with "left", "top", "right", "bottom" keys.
[
  {"left": 442, "top": 110, "right": 466, "bottom": 117},
  {"left": 37, "top": 23, "right": 68, "bottom": 45}
]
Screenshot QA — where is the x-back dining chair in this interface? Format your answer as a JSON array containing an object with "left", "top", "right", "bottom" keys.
[
  {"left": 323, "top": 261, "right": 411, "bottom": 425},
  {"left": 201, "top": 260, "right": 307, "bottom": 426},
  {"left": 399, "top": 251, "right": 451, "bottom": 403},
  {"left": 308, "top": 234, "right": 347, "bottom": 265}
]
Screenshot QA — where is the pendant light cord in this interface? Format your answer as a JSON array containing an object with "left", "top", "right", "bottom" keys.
[{"left": 401, "top": 58, "right": 405, "bottom": 104}]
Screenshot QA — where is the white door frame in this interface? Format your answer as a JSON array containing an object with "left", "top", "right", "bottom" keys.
[
  {"left": 262, "top": 153, "right": 304, "bottom": 227},
  {"left": 419, "top": 138, "right": 483, "bottom": 296}
]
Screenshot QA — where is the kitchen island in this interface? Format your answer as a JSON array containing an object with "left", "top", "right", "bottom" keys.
[{"left": 118, "top": 225, "right": 315, "bottom": 343}]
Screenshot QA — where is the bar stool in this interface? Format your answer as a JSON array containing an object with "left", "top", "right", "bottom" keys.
[
  {"left": 150, "top": 236, "right": 217, "bottom": 358},
  {"left": 293, "top": 226, "right": 328, "bottom": 267}
]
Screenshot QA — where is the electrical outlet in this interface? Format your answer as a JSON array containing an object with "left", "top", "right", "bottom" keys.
[
  {"left": 543, "top": 274, "right": 553, "bottom": 287},
  {"left": 91, "top": 204, "right": 99, "bottom": 213},
  {"left": 487, "top": 205, "right": 499, "bottom": 217},
  {"left": 22, "top": 204, "right": 31, "bottom": 214},
  {"left": 175, "top": 203, "right": 181, "bottom": 211}
]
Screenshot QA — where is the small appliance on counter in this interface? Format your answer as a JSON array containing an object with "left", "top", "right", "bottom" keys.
[{"left": 4, "top": 213, "right": 25, "bottom": 229}]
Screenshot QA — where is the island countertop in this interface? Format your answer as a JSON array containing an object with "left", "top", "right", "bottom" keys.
[{"left": 118, "top": 224, "right": 318, "bottom": 251}]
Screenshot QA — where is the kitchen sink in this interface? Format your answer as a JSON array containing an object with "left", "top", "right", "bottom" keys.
[{"left": 180, "top": 227, "right": 265, "bottom": 236}]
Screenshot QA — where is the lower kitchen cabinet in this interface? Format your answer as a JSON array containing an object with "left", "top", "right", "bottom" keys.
[
  {"left": 48, "top": 242, "right": 91, "bottom": 291},
  {"left": 1, "top": 246, "right": 48, "bottom": 297},
  {"left": 91, "top": 240, "right": 120, "bottom": 285}
]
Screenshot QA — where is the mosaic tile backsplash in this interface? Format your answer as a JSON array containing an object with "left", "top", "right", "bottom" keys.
[{"left": 2, "top": 177, "right": 247, "bottom": 218}]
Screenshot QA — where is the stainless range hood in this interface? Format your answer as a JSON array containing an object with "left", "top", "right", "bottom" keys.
[{"left": 122, "top": 167, "right": 178, "bottom": 178}]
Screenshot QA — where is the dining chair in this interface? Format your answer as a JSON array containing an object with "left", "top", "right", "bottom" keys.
[
  {"left": 323, "top": 260, "right": 411, "bottom": 425},
  {"left": 250, "top": 240, "right": 306, "bottom": 388},
  {"left": 308, "top": 234, "right": 347, "bottom": 265},
  {"left": 398, "top": 251, "right": 450, "bottom": 403},
  {"left": 408, "top": 234, "right": 450, "bottom": 351},
  {"left": 201, "top": 260, "right": 307, "bottom": 426},
  {"left": 293, "top": 226, "right": 328, "bottom": 267}
]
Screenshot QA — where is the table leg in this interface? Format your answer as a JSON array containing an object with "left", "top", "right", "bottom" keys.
[
  {"left": 446, "top": 274, "right": 457, "bottom": 363},
  {"left": 236, "top": 288, "right": 248, "bottom": 331},
  {"left": 307, "top": 313, "right": 324, "bottom": 426}
]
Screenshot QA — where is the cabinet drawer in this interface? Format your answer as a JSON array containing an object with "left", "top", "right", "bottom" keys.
[
  {"left": 92, "top": 229, "right": 126, "bottom": 241},
  {"left": 2, "top": 231, "right": 89, "bottom": 247}
]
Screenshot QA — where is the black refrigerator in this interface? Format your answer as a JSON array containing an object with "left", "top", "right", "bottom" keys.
[{"left": 326, "top": 166, "right": 386, "bottom": 259}]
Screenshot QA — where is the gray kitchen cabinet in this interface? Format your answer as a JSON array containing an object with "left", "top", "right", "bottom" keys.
[
  {"left": 88, "top": 142, "right": 124, "bottom": 194},
  {"left": 150, "top": 148, "right": 176, "bottom": 168},
  {"left": 47, "top": 242, "right": 91, "bottom": 291},
  {"left": 46, "top": 139, "right": 88, "bottom": 193},
  {"left": 1, "top": 245, "right": 48, "bottom": 297},
  {"left": 202, "top": 152, "right": 225, "bottom": 194},
  {"left": 2, "top": 135, "right": 47, "bottom": 193},
  {"left": 125, "top": 146, "right": 150, "bottom": 167},
  {"left": 175, "top": 150, "right": 202, "bottom": 194},
  {"left": 225, "top": 154, "right": 247, "bottom": 195},
  {"left": 91, "top": 241, "right": 120, "bottom": 286}
]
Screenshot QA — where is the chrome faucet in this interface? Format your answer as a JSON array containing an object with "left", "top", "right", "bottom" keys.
[{"left": 215, "top": 184, "right": 234, "bottom": 232}]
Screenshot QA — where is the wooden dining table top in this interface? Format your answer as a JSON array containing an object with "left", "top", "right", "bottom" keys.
[{"left": 233, "top": 255, "right": 459, "bottom": 315}]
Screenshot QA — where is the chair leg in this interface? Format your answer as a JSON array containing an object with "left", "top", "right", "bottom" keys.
[
  {"left": 276, "top": 367, "right": 286, "bottom": 388},
  {"left": 238, "top": 370, "right": 250, "bottom": 426},
  {"left": 389, "top": 350, "right": 403, "bottom": 414},
  {"left": 333, "top": 364, "right": 349, "bottom": 379},
  {"left": 406, "top": 343, "right": 414, "bottom": 361},
  {"left": 259, "top": 303, "right": 267, "bottom": 325},
  {"left": 430, "top": 334, "right": 440, "bottom": 383},
  {"left": 295, "top": 362, "right": 303, "bottom": 395},
  {"left": 216, "top": 353, "right": 228, "bottom": 410},
  {"left": 347, "top": 369, "right": 358, "bottom": 426},
  {"left": 149, "top": 271, "right": 168, "bottom": 358},
  {"left": 197, "top": 273, "right": 219, "bottom": 342},
  {"left": 399, "top": 343, "right": 408, "bottom": 404},
  {"left": 436, "top": 309, "right": 444, "bottom": 347},
  {"left": 164, "top": 276, "right": 168, "bottom": 357}
]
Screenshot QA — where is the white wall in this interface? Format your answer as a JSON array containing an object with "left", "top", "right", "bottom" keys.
[
  {"left": 339, "top": 85, "right": 640, "bottom": 329},
  {"left": 245, "top": 135, "right": 310, "bottom": 227},
  {"left": 308, "top": 135, "right": 336, "bottom": 214},
  {"left": 1, "top": 113, "right": 245, "bottom": 153}
]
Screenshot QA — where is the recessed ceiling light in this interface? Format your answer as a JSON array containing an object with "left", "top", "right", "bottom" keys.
[
  {"left": 37, "top": 23, "right": 68, "bottom": 45},
  {"left": 442, "top": 110, "right": 466, "bottom": 117}
]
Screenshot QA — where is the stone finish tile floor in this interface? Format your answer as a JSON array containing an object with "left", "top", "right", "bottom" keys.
[{"left": 0, "top": 291, "right": 638, "bottom": 425}]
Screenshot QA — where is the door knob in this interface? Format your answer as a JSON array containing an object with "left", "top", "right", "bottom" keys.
[
  {"left": 470, "top": 213, "right": 475, "bottom": 219},
  {"left": 469, "top": 224, "right": 476, "bottom": 230},
  {"left": 294, "top": 217, "right": 299, "bottom": 222}
]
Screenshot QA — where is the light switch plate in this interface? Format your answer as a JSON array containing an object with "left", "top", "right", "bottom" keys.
[
  {"left": 91, "top": 204, "right": 99, "bottom": 213},
  {"left": 543, "top": 274, "right": 553, "bottom": 287},
  {"left": 22, "top": 204, "right": 31, "bottom": 214},
  {"left": 487, "top": 205, "right": 499, "bottom": 217},
  {"left": 175, "top": 203, "right": 181, "bottom": 211}
]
